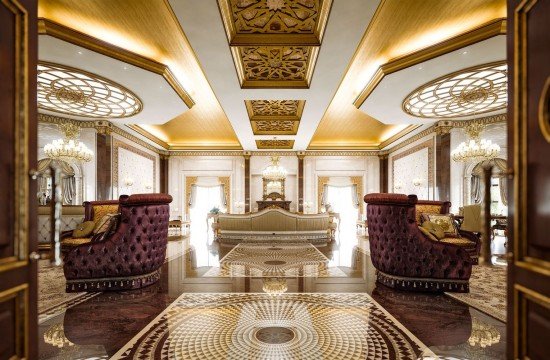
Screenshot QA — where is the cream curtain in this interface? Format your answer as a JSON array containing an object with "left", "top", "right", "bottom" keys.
[
  {"left": 37, "top": 158, "right": 76, "bottom": 205},
  {"left": 470, "top": 158, "right": 507, "bottom": 205},
  {"left": 188, "top": 184, "right": 198, "bottom": 209}
]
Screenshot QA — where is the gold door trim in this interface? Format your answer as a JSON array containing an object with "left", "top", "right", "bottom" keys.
[
  {"left": 513, "top": 284, "right": 550, "bottom": 358},
  {"left": 2, "top": 0, "right": 29, "bottom": 271},
  {"left": 0, "top": 283, "right": 29, "bottom": 359},
  {"left": 538, "top": 77, "right": 550, "bottom": 143}
]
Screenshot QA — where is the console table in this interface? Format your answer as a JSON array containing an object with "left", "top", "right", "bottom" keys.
[{"left": 256, "top": 200, "right": 291, "bottom": 211}]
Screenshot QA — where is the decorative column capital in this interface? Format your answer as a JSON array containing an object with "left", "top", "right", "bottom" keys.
[
  {"left": 243, "top": 151, "right": 251, "bottom": 160},
  {"left": 435, "top": 120, "right": 453, "bottom": 135},
  {"left": 297, "top": 151, "right": 306, "bottom": 160},
  {"left": 94, "top": 120, "right": 113, "bottom": 135}
]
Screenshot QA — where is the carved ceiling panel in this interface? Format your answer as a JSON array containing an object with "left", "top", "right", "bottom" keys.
[
  {"left": 256, "top": 139, "right": 295, "bottom": 149},
  {"left": 234, "top": 46, "right": 316, "bottom": 88},
  {"left": 219, "top": 0, "right": 332, "bottom": 45},
  {"left": 251, "top": 120, "right": 299, "bottom": 135},
  {"left": 246, "top": 100, "right": 304, "bottom": 118}
]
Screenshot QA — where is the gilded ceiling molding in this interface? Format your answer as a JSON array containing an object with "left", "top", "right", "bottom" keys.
[
  {"left": 38, "top": 18, "right": 194, "bottom": 109},
  {"left": 126, "top": 125, "right": 170, "bottom": 149},
  {"left": 168, "top": 151, "right": 246, "bottom": 157},
  {"left": 38, "top": 113, "right": 168, "bottom": 155},
  {"left": 353, "top": 18, "right": 507, "bottom": 109},
  {"left": 218, "top": 0, "right": 333, "bottom": 46},
  {"left": 378, "top": 125, "right": 422, "bottom": 150}
]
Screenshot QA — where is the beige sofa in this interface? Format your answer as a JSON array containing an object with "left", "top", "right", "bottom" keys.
[{"left": 214, "top": 208, "right": 334, "bottom": 245}]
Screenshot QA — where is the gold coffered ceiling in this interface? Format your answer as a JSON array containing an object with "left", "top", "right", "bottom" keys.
[
  {"left": 256, "top": 139, "right": 295, "bottom": 149},
  {"left": 218, "top": 0, "right": 332, "bottom": 45},
  {"left": 38, "top": 0, "right": 241, "bottom": 150},
  {"left": 220, "top": 0, "right": 331, "bottom": 89},
  {"left": 247, "top": 100, "right": 304, "bottom": 135},
  {"left": 308, "top": 0, "right": 506, "bottom": 150}
]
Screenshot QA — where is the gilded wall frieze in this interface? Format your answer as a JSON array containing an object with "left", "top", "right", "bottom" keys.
[{"left": 219, "top": 0, "right": 332, "bottom": 45}]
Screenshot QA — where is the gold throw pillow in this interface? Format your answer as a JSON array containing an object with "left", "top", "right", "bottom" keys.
[
  {"left": 421, "top": 213, "right": 458, "bottom": 237},
  {"left": 72, "top": 221, "right": 95, "bottom": 238},
  {"left": 421, "top": 220, "right": 445, "bottom": 240},
  {"left": 419, "top": 226, "right": 438, "bottom": 242}
]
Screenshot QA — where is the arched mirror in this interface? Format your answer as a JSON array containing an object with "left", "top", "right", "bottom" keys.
[{"left": 36, "top": 158, "right": 79, "bottom": 205}]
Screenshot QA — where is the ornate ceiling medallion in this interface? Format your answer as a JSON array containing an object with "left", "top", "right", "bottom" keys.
[
  {"left": 256, "top": 139, "right": 295, "bottom": 149},
  {"left": 402, "top": 61, "right": 507, "bottom": 118},
  {"left": 236, "top": 46, "right": 316, "bottom": 87},
  {"left": 37, "top": 61, "right": 143, "bottom": 118},
  {"left": 219, "top": 0, "right": 332, "bottom": 45}
]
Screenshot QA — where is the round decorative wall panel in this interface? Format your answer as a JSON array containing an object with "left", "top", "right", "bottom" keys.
[
  {"left": 37, "top": 61, "right": 142, "bottom": 118},
  {"left": 403, "top": 61, "right": 507, "bottom": 118}
]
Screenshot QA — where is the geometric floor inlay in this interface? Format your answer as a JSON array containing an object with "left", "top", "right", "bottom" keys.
[
  {"left": 203, "top": 243, "right": 346, "bottom": 277},
  {"left": 112, "top": 293, "right": 432, "bottom": 360}
]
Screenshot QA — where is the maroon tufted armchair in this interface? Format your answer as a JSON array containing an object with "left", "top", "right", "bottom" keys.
[
  {"left": 64, "top": 194, "right": 172, "bottom": 292},
  {"left": 364, "top": 193, "right": 471, "bottom": 292}
]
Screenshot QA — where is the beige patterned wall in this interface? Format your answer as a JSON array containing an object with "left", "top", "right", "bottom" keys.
[
  {"left": 113, "top": 139, "right": 157, "bottom": 197},
  {"left": 391, "top": 140, "right": 434, "bottom": 200}
]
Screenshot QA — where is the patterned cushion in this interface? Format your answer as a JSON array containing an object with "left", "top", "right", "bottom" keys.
[
  {"left": 92, "top": 213, "right": 117, "bottom": 235},
  {"left": 421, "top": 213, "right": 458, "bottom": 237},
  {"left": 415, "top": 204, "right": 442, "bottom": 224},
  {"left": 421, "top": 221, "right": 445, "bottom": 239},
  {"left": 440, "top": 237, "right": 475, "bottom": 247},
  {"left": 72, "top": 221, "right": 95, "bottom": 238},
  {"left": 418, "top": 226, "right": 438, "bottom": 242},
  {"left": 92, "top": 204, "right": 119, "bottom": 223}
]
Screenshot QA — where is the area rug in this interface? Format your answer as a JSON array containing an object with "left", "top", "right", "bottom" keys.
[
  {"left": 38, "top": 261, "right": 88, "bottom": 315},
  {"left": 446, "top": 264, "right": 507, "bottom": 322},
  {"left": 112, "top": 293, "right": 435, "bottom": 360},
  {"left": 203, "top": 243, "right": 347, "bottom": 277}
]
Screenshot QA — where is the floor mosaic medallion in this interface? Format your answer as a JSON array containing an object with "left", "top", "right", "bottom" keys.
[
  {"left": 112, "top": 293, "right": 432, "bottom": 360},
  {"left": 204, "top": 243, "right": 346, "bottom": 277}
]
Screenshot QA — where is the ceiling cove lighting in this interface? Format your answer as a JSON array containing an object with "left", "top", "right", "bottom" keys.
[
  {"left": 44, "top": 123, "right": 93, "bottom": 163},
  {"left": 37, "top": 61, "right": 142, "bottom": 118},
  {"left": 451, "top": 122, "right": 500, "bottom": 163},
  {"left": 403, "top": 61, "right": 507, "bottom": 119}
]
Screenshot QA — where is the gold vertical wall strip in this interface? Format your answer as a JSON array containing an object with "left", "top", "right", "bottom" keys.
[{"left": 218, "top": 176, "right": 231, "bottom": 212}]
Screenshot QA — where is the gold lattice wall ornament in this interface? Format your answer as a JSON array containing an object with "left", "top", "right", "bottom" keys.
[
  {"left": 248, "top": 100, "right": 302, "bottom": 117},
  {"left": 402, "top": 61, "right": 507, "bottom": 118},
  {"left": 37, "top": 61, "right": 143, "bottom": 118},
  {"left": 256, "top": 139, "right": 295, "bottom": 149}
]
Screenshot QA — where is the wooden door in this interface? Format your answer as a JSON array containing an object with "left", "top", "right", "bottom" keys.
[
  {"left": 0, "top": 0, "right": 38, "bottom": 358},
  {"left": 507, "top": 0, "right": 550, "bottom": 359}
]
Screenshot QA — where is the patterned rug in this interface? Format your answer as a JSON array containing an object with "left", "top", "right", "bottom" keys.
[
  {"left": 38, "top": 261, "right": 87, "bottom": 316},
  {"left": 203, "top": 243, "right": 346, "bottom": 277},
  {"left": 446, "top": 264, "right": 507, "bottom": 322},
  {"left": 112, "top": 293, "right": 434, "bottom": 360}
]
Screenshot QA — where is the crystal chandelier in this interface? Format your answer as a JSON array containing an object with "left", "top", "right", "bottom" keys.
[
  {"left": 44, "top": 123, "right": 93, "bottom": 163},
  {"left": 262, "top": 156, "right": 287, "bottom": 180},
  {"left": 451, "top": 122, "right": 500, "bottom": 163},
  {"left": 262, "top": 278, "right": 288, "bottom": 295}
]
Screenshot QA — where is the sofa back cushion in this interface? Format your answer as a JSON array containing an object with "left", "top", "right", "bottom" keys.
[
  {"left": 251, "top": 211, "right": 297, "bottom": 231},
  {"left": 296, "top": 216, "right": 329, "bottom": 231},
  {"left": 92, "top": 204, "right": 119, "bottom": 223},
  {"left": 218, "top": 216, "right": 251, "bottom": 231}
]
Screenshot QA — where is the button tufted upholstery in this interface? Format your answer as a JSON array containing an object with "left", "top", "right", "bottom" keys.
[
  {"left": 63, "top": 194, "right": 172, "bottom": 292},
  {"left": 364, "top": 193, "right": 471, "bottom": 292}
]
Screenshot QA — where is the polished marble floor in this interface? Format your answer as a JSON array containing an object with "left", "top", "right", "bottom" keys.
[{"left": 38, "top": 228, "right": 507, "bottom": 359}]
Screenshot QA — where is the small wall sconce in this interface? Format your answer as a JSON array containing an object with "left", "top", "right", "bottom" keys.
[
  {"left": 145, "top": 184, "right": 153, "bottom": 190},
  {"left": 412, "top": 178, "right": 423, "bottom": 187},
  {"left": 124, "top": 178, "right": 134, "bottom": 187},
  {"left": 394, "top": 182, "right": 403, "bottom": 190},
  {"left": 303, "top": 201, "right": 313, "bottom": 212}
]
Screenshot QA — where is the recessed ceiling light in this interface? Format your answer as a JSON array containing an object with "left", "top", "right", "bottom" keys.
[
  {"left": 123, "top": 66, "right": 128, "bottom": 70},
  {"left": 418, "top": 66, "right": 423, "bottom": 70},
  {"left": 462, "top": 51, "right": 468, "bottom": 55},
  {"left": 77, "top": 51, "right": 83, "bottom": 55}
]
